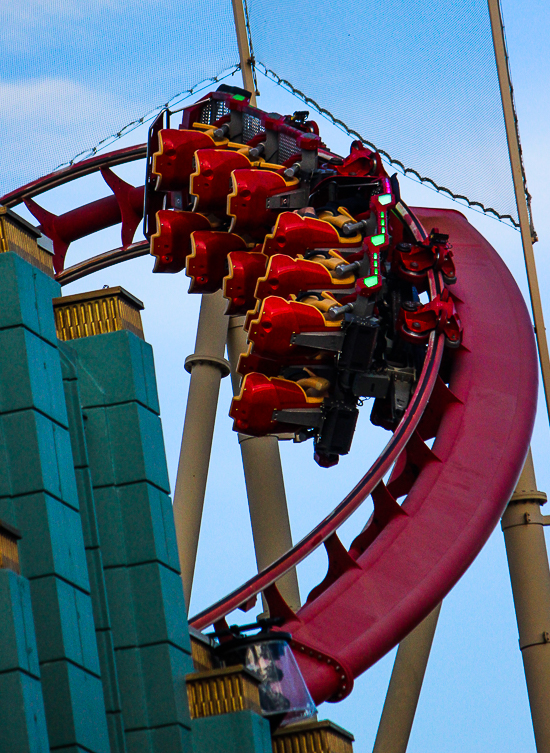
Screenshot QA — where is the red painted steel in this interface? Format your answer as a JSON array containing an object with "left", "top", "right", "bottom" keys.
[
  {"left": 0, "top": 145, "right": 146, "bottom": 208},
  {"left": 7, "top": 136, "right": 536, "bottom": 709},
  {"left": 191, "top": 209, "right": 537, "bottom": 706}
]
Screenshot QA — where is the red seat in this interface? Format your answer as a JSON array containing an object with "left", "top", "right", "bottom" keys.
[
  {"left": 228, "top": 169, "right": 299, "bottom": 238},
  {"left": 190, "top": 150, "right": 251, "bottom": 214},
  {"left": 230, "top": 372, "right": 322, "bottom": 436},
  {"left": 255, "top": 254, "right": 355, "bottom": 301},
  {"left": 262, "top": 212, "right": 362, "bottom": 257},
  {"left": 223, "top": 251, "right": 268, "bottom": 314},
  {"left": 247, "top": 296, "right": 341, "bottom": 359},
  {"left": 151, "top": 210, "right": 210, "bottom": 273},
  {"left": 152, "top": 129, "right": 216, "bottom": 191},
  {"left": 186, "top": 231, "right": 246, "bottom": 293}
]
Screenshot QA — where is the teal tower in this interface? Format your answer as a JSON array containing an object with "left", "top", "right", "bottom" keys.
[{"left": 0, "top": 208, "right": 351, "bottom": 753}]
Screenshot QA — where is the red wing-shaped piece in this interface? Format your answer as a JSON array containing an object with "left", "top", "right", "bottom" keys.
[
  {"left": 151, "top": 210, "right": 210, "bottom": 273},
  {"left": 247, "top": 296, "right": 341, "bottom": 359},
  {"left": 230, "top": 373, "right": 322, "bottom": 435},
  {"left": 224, "top": 251, "right": 269, "bottom": 314},
  {"left": 152, "top": 129, "right": 216, "bottom": 191},
  {"left": 255, "top": 255, "right": 355, "bottom": 301},
  {"left": 262, "top": 212, "right": 362, "bottom": 258},
  {"left": 190, "top": 150, "right": 251, "bottom": 214},
  {"left": 228, "top": 169, "right": 300, "bottom": 237},
  {"left": 186, "top": 231, "right": 246, "bottom": 293}
]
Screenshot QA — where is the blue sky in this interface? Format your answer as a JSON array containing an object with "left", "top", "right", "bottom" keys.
[{"left": 4, "top": 0, "right": 550, "bottom": 750}]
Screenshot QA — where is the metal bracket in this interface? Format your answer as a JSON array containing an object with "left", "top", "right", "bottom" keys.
[
  {"left": 266, "top": 189, "right": 309, "bottom": 210},
  {"left": 273, "top": 409, "right": 323, "bottom": 428},
  {"left": 184, "top": 354, "right": 231, "bottom": 378},
  {"left": 290, "top": 331, "right": 345, "bottom": 352},
  {"left": 501, "top": 503, "right": 550, "bottom": 530},
  {"left": 519, "top": 631, "right": 550, "bottom": 650}
]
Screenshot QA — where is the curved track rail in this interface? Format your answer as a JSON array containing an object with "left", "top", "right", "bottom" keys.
[{"left": 2, "top": 145, "right": 538, "bottom": 708}]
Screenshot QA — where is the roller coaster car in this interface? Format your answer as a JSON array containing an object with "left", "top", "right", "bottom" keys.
[
  {"left": 151, "top": 210, "right": 210, "bottom": 273},
  {"left": 261, "top": 211, "right": 363, "bottom": 260},
  {"left": 227, "top": 169, "right": 301, "bottom": 237},
  {"left": 224, "top": 251, "right": 268, "bottom": 314},
  {"left": 186, "top": 231, "right": 247, "bottom": 293},
  {"left": 254, "top": 253, "right": 356, "bottom": 302},
  {"left": 230, "top": 372, "right": 323, "bottom": 436},
  {"left": 392, "top": 228, "right": 456, "bottom": 286},
  {"left": 190, "top": 149, "right": 252, "bottom": 214},
  {"left": 247, "top": 296, "right": 343, "bottom": 360},
  {"left": 152, "top": 129, "right": 217, "bottom": 191}
]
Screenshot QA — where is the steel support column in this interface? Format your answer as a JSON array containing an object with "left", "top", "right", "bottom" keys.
[
  {"left": 487, "top": 0, "right": 550, "bottom": 423},
  {"left": 372, "top": 603, "right": 441, "bottom": 753},
  {"left": 172, "top": 292, "right": 230, "bottom": 606},
  {"left": 226, "top": 316, "right": 301, "bottom": 611},
  {"left": 231, "top": 0, "right": 257, "bottom": 105},
  {"left": 502, "top": 450, "right": 550, "bottom": 752}
]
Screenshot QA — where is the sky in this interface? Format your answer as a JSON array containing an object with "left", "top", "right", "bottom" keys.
[{"left": 3, "top": 0, "right": 550, "bottom": 750}]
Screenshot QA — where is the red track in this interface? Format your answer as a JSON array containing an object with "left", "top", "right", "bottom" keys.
[
  {"left": 187, "top": 208, "right": 537, "bottom": 704},
  {"left": 3, "top": 150, "right": 537, "bottom": 708}
]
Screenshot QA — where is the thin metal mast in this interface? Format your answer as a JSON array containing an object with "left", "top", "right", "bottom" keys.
[
  {"left": 231, "top": 0, "right": 257, "bottom": 105},
  {"left": 487, "top": 0, "right": 550, "bottom": 423}
]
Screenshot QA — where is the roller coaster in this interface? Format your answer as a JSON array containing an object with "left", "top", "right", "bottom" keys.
[{"left": 0, "top": 85, "right": 538, "bottom": 715}]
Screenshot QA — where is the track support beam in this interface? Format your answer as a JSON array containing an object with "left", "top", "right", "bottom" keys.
[
  {"left": 488, "top": 0, "right": 550, "bottom": 424},
  {"left": 502, "top": 449, "right": 550, "bottom": 752},
  {"left": 172, "top": 292, "right": 230, "bottom": 606},
  {"left": 227, "top": 316, "right": 301, "bottom": 612},
  {"left": 231, "top": 0, "right": 257, "bottom": 105},
  {"left": 372, "top": 603, "right": 441, "bottom": 753}
]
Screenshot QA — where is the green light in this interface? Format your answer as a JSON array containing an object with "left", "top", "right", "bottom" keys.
[
  {"left": 373, "top": 252, "right": 378, "bottom": 259},
  {"left": 232, "top": 94, "right": 247, "bottom": 101},
  {"left": 363, "top": 275, "right": 379, "bottom": 288},
  {"left": 371, "top": 234, "right": 386, "bottom": 246},
  {"left": 378, "top": 194, "right": 392, "bottom": 205},
  {"left": 380, "top": 211, "right": 385, "bottom": 218}
]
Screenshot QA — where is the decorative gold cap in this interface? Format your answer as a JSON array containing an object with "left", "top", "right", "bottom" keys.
[
  {"left": 53, "top": 286, "right": 145, "bottom": 341},
  {"left": 0, "top": 520, "right": 22, "bottom": 575},
  {"left": 186, "top": 665, "right": 262, "bottom": 719},
  {"left": 272, "top": 719, "right": 354, "bottom": 753},
  {"left": 0, "top": 206, "right": 54, "bottom": 277}
]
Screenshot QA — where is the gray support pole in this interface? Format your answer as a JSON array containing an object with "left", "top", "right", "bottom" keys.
[
  {"left": 172, "top": 291, "right": 230, "bottom": 606},
  {"left": 226, "top": 316, "right": 301, "bottom": 611},
  {"left": 487, "top": 0, "right": 550, "bottom": 424},
  {"left": 372, "top": 603, "right": 442, "bottom": 753},
  {"left": 501, "top": 450, "right": 550, "bottom": 752}
]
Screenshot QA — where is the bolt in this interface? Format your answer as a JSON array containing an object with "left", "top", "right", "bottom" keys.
[{"left": 412, "top": 322, "right": 422, "bottom": 330}]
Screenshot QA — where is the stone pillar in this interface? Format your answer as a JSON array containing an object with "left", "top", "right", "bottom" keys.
[
  {"left": 0, "top": 528, "right": 49, "bottom": 753},
  {"left": 60, "top": 288, "right": 194, "bottom": 753},
  {"left": 0, "top": 251, "right": 110, "bottom": 752}
]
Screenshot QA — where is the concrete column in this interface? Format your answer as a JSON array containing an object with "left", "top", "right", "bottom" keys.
[
  {"left": 69, "top": 327, "right": 194, "bottom": 753},
  {"left": 372, "top": 603, "right": 441, "bottom": 753},
  {"left": 226, "top": 316, "right": 301, "bottom": 612},
  {"left": 172, "top": 292, "right": 231, "bottom": 606},
  {"left": 0, "top": 252, "right": 110, "bottom": 753},
  {"left": 501, "top": 449, "right": 550, "bottom": 753}
]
